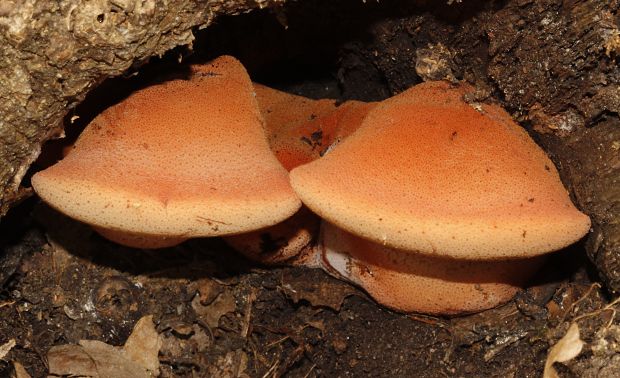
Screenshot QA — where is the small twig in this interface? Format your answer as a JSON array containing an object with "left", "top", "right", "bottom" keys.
[
  {"left": 266, "top": 336, "right": 290, "bottom": 349},
  {"left": 242, "top": 289, "right": 257, "bottom": 338},
  {"left": 277, "top": 345, "right": 306, "bottom": 376},
  {"left": 562, "top": 282, "right": 601, "bottom": 322},
  {"left": 262, "top": 357, "right": 280, "bottom": 378},
  {"left": 211, "top": 277, "right": 236, "bottom": 286},
  {"left": 500, "top": 308, "right": 521, "bottom": 319},
  {"left": 195, "top": 216, "right": 231, "bottom": 225},
  {"left": 573, "top": 295, "right": 620, "bottom": 329},
  {"left": 249, "top": 340, "right": 267, "bottom": 374},
  {"left": 409, "top": 314, "right": 451, "bottom": 330},
  {"left": 0, "top": 300, "right": 15, "bottom": 308},
  {"left": 302, "top": 364, "right": 316, "bottom": 378}
]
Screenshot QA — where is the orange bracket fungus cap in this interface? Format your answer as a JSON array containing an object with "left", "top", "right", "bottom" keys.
[
  {"left": 224, "top": 85, "right": 375, "bottom": 265},
  {"left": 254, "top": 84, "right": 376, "bottom": 170},
  {"left": 268, "top": 100, "right": 376, "bottom": 171},
  {"left": 291, "top": 81, "right": 591, "bottom": 260},
  {"left": 290, "top": 81, "right": 591, "bottom": 314},
  {"left": 32, "top": 56, "right": 301, "bottom": 249},
  {"left": 253, "top": 83, "right": 338, "bottom": 133}
]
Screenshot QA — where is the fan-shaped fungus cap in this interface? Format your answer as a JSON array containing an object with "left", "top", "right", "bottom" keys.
[
  {"left": 254, "top": 84, "right": 375, "bottom": 170},
  {"left": 319, "top": 222, "right": 544, "bottom": 314},
  {"left": 32, "top": 56, "right": 301, "bottom": 248},
  {"left": 224, "top": 86, "right": 373, "bottom": 264},
  {"left": 254, "top": 83, "right": 338, "bottom": 131},
  {"left": 268, "top": 100, "right": 376, "bottom": 170},
  {"left": 291, "top": 81, "right": 591, "bottom": 260}
]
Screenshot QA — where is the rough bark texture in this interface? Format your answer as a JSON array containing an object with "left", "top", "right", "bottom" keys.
[{"left": 0, "top": 0, "right": 285, "bottom": 216}]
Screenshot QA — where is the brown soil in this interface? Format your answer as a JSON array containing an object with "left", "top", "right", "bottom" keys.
[{"left": 0, "top": 204, "right": 607, "bottom": 377}]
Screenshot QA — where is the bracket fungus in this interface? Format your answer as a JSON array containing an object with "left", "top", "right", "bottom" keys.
[
  {"left": 225, "top": 85, "right": 375, "bottom": 264},
  {"left": 32, "top": 56, "right": 301, "bottom": 249},
  {"left": 255, "top": 83, "right": 376, "bottom": 171},
  {"left": 290, "top": 81, "right": 591, "bottom": 314},
  {"left": 30, "top": 54, "right": 591, "bottom": 315}
]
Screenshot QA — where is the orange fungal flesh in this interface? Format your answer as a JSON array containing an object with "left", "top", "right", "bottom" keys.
[
  {"left": 32, "top": 56, "right": 301, "bottom": 246},
  {"left": 320, "top": 223, "right": 543, "bottom": 314},
  {"left": 320, "top": 223, "right": 543, "bottom": 315},
  {"left": 291, "top": 81, "right": 591, "bottom": 260},
  {"left": 268, "top": 101, "right": 376, "bottom": 170},
  {"left": 254, "top": 84, "right": 376, "bottom": 170},
  {"left": 224, "top": 207, "right": 320, "bottom": 264},
  {"left": 254, "top": 83, "right": 338, "bottom": 133}
]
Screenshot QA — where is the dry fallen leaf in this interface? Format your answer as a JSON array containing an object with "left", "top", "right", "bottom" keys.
[
  {"left": 192, "top": 278, "right": 224, "bottom": 305},
  {"left": 48, "top": 344, "right": 98, "bottom": 377},
  {"left": 123, "top": 315, "right": 162, "bottom": 373},
  {"left": 12, "top": 361, "right": 32, "bottom": 378},
  {"left": 281, "top": 269, "right": 358, "bottom": 311},
  {"left": 79, "top": 340, "right": 151, "bottom": 378},
  {"left": 47, "top": 315, "right": 162, "bottom": 378},
  {"left": 0, "top": 339, "right": 16, "bottom": 360},
  {"left": 544, "top": 322, "right": 584, "bottom": 378},
  {"left": 192, "top": 289, "right": 237, "bottom": 329}
]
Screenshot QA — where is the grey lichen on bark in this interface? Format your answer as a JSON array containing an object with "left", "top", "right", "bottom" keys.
[{"left": 0, "top": 0, "right": 284, "bottom": 216}]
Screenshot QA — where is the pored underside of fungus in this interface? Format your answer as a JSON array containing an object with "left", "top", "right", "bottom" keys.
[{"left": 318, "top": 222, "right": 545, "bottom": 314}]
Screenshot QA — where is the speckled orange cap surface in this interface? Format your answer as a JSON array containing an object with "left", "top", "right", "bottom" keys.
[
  {"left": 291, "top": 81, "right": 591, "bottom": 260},
  {"left": 254, "top": 83, "right": 336, "bottom": 169},
  {"left": 254, "top": 84, "right": 375, "bottom": 170},
  {"left": 32, "top": 56, "right": 301, "bottom": 245}
]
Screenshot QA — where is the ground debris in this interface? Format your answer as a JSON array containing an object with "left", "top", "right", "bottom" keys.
[
  {"left": 544, "top": 323, "right": 584, "bottom": 378},
  {"left": 280, "top": 268, "right": 359, "bottom": 311},
  {"left": 207, "top": 349, "right": 250, "bottom": 378},
  {"left": 47, "top": 315, "right": 161, "bottom": 377},
  {"left": 0, "top": 339, "right": 16, "bottom": 360},
  {"left": 11, "top": 361, "right": 32, "bottom": 378},
  {"left": 192, "top": 284, "right": 237, "bottom": 329}
]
